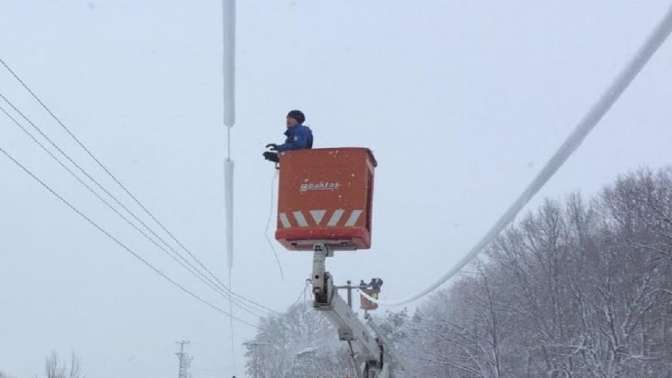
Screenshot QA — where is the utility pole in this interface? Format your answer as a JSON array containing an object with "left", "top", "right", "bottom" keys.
[
  {"left": 242, "top": 341, "right": 270, "bottom": 378},
  {"left": 175, "top": 340, "right": 193, "bottom": 378}
]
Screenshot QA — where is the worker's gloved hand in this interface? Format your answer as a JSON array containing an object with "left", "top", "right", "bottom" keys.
[
  {"left": 265, "top": 143, "right": 278, "bottom": 151},
  {"left": 263, "top": 151, "right": 279, "bottom": 163}
]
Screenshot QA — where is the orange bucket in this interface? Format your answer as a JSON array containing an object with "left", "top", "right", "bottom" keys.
[{"left": 275, "top": 148, "right": 377, "bottom": 251}]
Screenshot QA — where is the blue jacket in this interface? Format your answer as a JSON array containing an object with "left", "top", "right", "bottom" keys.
[{"left": 276, "top": 124, "right": 313, "bottom": 152}]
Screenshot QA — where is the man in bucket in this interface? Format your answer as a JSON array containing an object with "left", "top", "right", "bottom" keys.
[{"left": 263, "top": 110, "right": 313, "bottom": 163}]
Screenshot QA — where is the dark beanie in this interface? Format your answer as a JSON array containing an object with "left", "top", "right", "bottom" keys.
[{"left": 287, "top": 110, "right": 305, "bottom": 124}]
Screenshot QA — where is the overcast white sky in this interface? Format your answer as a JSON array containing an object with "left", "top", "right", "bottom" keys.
[{"left": 1, "top": 1, "right": 671, "bottom": 377}]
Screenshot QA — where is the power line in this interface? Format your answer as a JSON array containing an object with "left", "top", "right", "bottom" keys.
[
  {"left": 364, "top": 3, "right": 672, "bottom": 307},
  {"left": 0, "top": 94, "right": 274, "bottom": 317},
  {"left": 0, "top": 103, "right": 268, "bottom": 319},
  {"left": 0, "top": 143, "right": 259, "bottom": 329},
  {"left": 0, "top": 57, "right": 277, "bottom": 316},
  {"left": 0, "top": 91, "right": 269, "bottom": 314},
  {"left": 0, "top": 62, "right": 276, "bottom": 316}
]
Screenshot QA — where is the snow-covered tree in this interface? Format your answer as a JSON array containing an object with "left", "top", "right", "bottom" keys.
[
  {"left": 244, "top": 302, "right": 354, "bottom": 377},
  {"left": 44, "top": 352, "right": 82, "bottom": 378},
  {"left": 397, "top": 167, "right": 672, "bottom": 377}
]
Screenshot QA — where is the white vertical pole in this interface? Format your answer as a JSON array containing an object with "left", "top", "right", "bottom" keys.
[
  {"left": 222, "top": 0, "right": 237, "bottom": 376},
  {"left": 224, "top": 160, "right": 234, "bottom": 270},
  {"left": 222, "top": 0, "right": 236, "bottom": 271},
  {"left": 222, "top": 0, "right": 236, "bottom": 131}
]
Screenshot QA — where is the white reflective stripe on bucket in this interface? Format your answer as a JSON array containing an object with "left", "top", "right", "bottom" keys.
[
  {"left": 327, "top": 209, "right": 345, "bottom": 227},
  {"left": 279, "top": 213, "right": 291, "bottom": 228},
  {"left": 293, "top": 211, "right": 309, "bottom": 227},
  {"left": 345, "top": 209, "right": 363, "bottom": 227}
]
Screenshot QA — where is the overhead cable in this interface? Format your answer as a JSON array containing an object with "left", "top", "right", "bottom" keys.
[
  {"left": 0, "top": 103, "right": 268, "bottom": 318},
  {"left": 0, "top": 58, "right": 276, "bottom": 316},
  {"left": 364, "top": 3, "right": 672, "bottom": 307},
  {"left": 0, "top": 144, "right": 259, "bottom": 329},
  {"left": 0, "top": 94, "right": 274, "bottom": 317}
]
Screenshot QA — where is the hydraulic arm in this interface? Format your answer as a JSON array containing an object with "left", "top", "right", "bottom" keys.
[{"left": 311, "top": 243, "right": 389, "bottom": 378}]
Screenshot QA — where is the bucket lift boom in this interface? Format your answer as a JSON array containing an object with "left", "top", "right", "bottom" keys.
[
  {"left": 274, "top": 148, "right": 389, "bottom": 376},
  {"left": 311, "top": 243, "right": 389, "bottom": 378}
]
